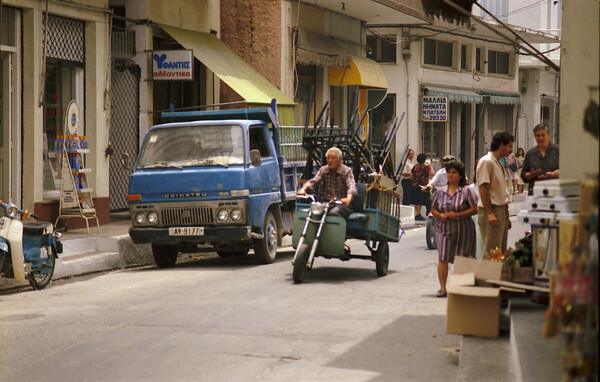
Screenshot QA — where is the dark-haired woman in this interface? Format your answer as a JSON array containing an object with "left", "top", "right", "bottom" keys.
[
  {"left": 430, "top": 160, "right": 478, "bottom": 297},
  {"left": 411, "top": 153, "right": 435, "bottom": 221}
]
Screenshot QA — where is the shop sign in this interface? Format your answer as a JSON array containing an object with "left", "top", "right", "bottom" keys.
[
  {"left": 152, "top": 50, "right": 193, "bottom": 81},
  {"left": 422, "top": 96, "right": 448, "bottom": 122}
]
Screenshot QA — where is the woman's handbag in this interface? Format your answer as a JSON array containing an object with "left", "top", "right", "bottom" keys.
[{"left": 509, "top": 161, "right": 518, "bottom": 172}]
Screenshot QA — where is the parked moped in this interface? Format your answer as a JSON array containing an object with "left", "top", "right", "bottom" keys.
[{"left": 0, "top": 201, "right": 63, "bottom": 290}]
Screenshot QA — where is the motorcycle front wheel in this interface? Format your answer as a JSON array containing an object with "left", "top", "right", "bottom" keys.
[
  {"left": 28, "top": 246, "right": 56, "bottom": 290},
  {"left": 292, "top": 244, "right": 310, "bottom": 284}
]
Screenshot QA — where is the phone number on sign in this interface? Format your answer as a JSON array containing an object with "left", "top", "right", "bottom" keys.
[{"left": 423, "top": 115, "right": 447, "bottom": 122}]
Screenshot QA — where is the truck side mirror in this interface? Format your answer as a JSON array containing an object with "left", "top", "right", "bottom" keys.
[
  {"left": 249, "top": 149, "right": 262, "bottom": 167},
  {"left": 121, "top": 152, "right": 132, "bottom": 171}
]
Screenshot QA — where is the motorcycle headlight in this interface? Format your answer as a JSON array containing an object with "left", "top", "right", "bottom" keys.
[
  {"left": 310, "top": 203, "right": 325, "bottom": 215},
  {"left": 217, "top": 209, "right": 229, "bottom": 222},
  {"left": 135, "top": 213, "right": 146, "bottom": 225},
  {"left": 147, "top": 212, "right": 158, "bottom": 225},
  {"left": 6, "top": 206, "right": 19, "bottom": 219},
  {"left": 230, "top": 209, "right": 242, "bottom": 221}
]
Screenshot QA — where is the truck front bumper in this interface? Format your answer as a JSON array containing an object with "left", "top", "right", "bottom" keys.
[{"left": 129, "top": 226, "right": 254, "bottom": 245}]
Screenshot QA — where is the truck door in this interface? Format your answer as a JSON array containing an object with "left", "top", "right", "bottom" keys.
[{"left": 247, "top": 125, "right": 281, "bottom": 228}]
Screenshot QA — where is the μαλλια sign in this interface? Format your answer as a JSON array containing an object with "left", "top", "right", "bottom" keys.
[{"left": 422, "top": 96, "right": 448, "bottom": 122}]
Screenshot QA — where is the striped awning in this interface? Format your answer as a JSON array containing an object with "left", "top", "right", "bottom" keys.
[
  {"left": 481, "top": 92, "right": 521, "bottom": 105},
  {"left": 424, "top": 87, "right": 521, "bottom": 105},
  {"left": 328, "top": 56, "right": 388, "bottom": 89},
  {"left": 424, "top": 86, "right": 483, "bottom": 103}
]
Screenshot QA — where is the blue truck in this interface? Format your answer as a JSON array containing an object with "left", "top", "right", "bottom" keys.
[{"left": 126, "top": 103, "right": 304, "bottom": 266}]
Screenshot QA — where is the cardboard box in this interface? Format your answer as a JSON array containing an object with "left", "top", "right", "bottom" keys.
[{"left": 446, "top": 257, "right": 503, "bottom": 338}]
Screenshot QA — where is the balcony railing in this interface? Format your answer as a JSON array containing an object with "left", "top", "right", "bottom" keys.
[{"left": 111, "top": 26, "right": 135, "bottom": 56}]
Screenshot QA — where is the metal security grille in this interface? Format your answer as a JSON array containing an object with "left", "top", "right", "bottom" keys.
[
  {"left": 161, "top": 207, "right": 215, "bottom": 226},
  {"left": 109, "top": 59, "right": 140, "bottom": 211},
  {"left": 44, "top": 14, "right": 85, "bottom": 62}
]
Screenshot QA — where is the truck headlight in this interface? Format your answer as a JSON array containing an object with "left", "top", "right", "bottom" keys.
[
  {"left": 147, "top": 212, "right": 158, "bottom": 225},
  {"left": 135, "top": 213, "right": 146, "bottom": 225},
  {"left": 230, "top": 209, "right": 242, "bottom": 221},
  {"left": 217, "top": 209, "right": 229, "bottom": 222}
]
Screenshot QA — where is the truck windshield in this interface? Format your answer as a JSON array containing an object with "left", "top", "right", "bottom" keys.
[{"left": 136, "top": 124, "right": 244, "bottom": 169}]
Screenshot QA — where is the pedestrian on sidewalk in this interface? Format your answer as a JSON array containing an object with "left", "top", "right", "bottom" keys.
[
  {"left": 476, "top": 132, "right": 514, "bottom": 255},
  {"left": 400, "top": 149, "right": 415, "bottom": 205},
  {"left": 431, "top": 160, "right": 478, "bottom": 297},
  {"left": 504, "top": 152, "right": 519, "bottom": 195},
  {"left": 516, "top": 147, "right": 526, "bottom": 193},
  {"left": 521, "top": 124, "right": 559, "bottom": 194},
  {"left": 411, "top": 153, "right": 435, "bottom": 221}
]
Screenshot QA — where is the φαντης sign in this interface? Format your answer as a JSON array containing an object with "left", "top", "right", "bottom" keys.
[{"left": 152, "top": 50, "right": 193, "bottom": 81}]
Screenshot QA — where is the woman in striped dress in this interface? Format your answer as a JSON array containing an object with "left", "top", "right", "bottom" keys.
[{"left": 430, "top": 160, "right": 478, "bottom": 297}]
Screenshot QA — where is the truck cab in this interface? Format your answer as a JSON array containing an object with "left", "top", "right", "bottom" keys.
[{"left": 127, "top": 105, "right": 301, "bottom": 266}]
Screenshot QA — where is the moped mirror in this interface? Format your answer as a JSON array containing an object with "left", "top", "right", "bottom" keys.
[
  {"left": 120, "top": 152, "right": 132, "bottom": 171},
  {"left": 249, "top": 149, "right": 262, "bottom": 167}
]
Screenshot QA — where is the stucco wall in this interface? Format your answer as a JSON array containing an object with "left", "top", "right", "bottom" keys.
[
  {"left": 559, "top": 0, "right": 599, "bottom": 180},
  {"left": 220, "top": 0, "right": 282, "bottom": 104},
  {"left": 144, "top": 0, "right": 219, "bottom": 33}
]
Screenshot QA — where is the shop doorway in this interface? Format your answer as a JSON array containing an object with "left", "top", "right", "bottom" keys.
[{"left": 109, "top": 60, "right": 140, "bottom": 211}]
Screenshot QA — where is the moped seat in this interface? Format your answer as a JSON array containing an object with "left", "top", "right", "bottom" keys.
[
  {"left": 347, "top": 212, "right": 368, "bottom": 222},
  {"left": 23, "top": 222, "right": 53, "bottom": 236}
]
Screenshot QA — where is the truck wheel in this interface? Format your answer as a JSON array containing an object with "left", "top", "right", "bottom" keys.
[
  {"left": 426, "top": 217, "right": 437, "bottom": 250},
  {"left": 28, "top": 246, "right": 56, "bottom": 290},
  {"left": 253, "top": 211, "right": 278, "bottom": 264},
  {"left": 374, "top": 241, "right": 389, "bottom": 277},
  {"left": 292, "top": 244, "right": 310, "bottom": 283},
  {"left": 152, "top": 244, "right": 178, "bottom": 268}
]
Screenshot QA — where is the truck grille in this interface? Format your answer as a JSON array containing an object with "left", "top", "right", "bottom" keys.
[{"left": 161, "top": 207, "right": 214, "bottom": 226}]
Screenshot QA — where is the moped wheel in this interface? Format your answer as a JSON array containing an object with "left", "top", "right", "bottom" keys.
[
  {"left": 28, "top": 246, "right": 56, "bottom": 290},
  {"left": 374, "top": 241, "right": 389, "bottom": 277},
  {"left": 152, "top": 244, "right": 178, "bottom": 268},
  {"left": 253, "top": 211, "right": 278, "bottom": 264},
  {"left": 426, "top": 217, "right": 437, "bottom": 250},
  {"left": 293, "top": 244, "right": 310, "bottom": 284}
]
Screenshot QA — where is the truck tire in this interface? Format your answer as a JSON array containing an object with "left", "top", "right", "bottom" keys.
[
  {"left": 253, "top": 211, "right": 278, "bottom": 264},
  {"left": 152, "top": 244, "right": 178, "bottom": 268}
]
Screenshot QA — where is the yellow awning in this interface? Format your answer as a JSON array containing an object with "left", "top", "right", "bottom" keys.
[
  {"left": 159, "top": 24, "right": 294, "bottom": 105},
  {"left": 328, "top": 56, "right": 388, "bottom": 89}
]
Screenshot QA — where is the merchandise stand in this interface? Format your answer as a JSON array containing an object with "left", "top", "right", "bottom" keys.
[{"left": 55, "top": 101, "right": 100, "bottom": 234}]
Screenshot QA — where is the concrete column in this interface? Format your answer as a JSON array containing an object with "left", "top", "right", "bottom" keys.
[{"left": 21, "top": 8, "right": 44, "bottom": 210}]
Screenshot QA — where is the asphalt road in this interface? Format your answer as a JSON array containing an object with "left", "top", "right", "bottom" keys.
[{"left": 0, "top": 221, "right": 530, "bottom": 382}]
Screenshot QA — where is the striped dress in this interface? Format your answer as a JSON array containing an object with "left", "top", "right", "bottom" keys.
[{"left": 431, "top": 186, "right": 478, "bottom": 263}]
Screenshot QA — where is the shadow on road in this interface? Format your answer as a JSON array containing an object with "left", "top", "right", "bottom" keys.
[{"left": 327, "top": 314, "right": 461, "bottom": 381}]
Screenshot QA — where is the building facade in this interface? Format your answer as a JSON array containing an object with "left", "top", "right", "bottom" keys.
[{"left": 1, "top": 0, "right": 111, "bottom": 225}]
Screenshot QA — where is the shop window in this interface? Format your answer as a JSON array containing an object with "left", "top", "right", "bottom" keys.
[
  {"left": 43, "top": 60, "right": 85, "bottom": 197},
  {"left": 294, "top": 64, "right": 316, "bottom": 126},
  {"left": 369, "top": 94, "right": 395, "bottom": 145},
  {"left": 367, "top": 35, "right": 396, "bottom": 63},
  {"left": 423, "top": 38, "right": 453, "bottom": 68},
  {"left": 460, "top": 44, "right": 468, "bottom": 70},
  {"left": 488, "top": 49, "right": 510, "bottom": 75}
]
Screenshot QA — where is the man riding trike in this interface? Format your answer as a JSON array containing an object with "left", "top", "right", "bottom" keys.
[{"left": 292, "top": 147, "right": 401, "bottom": 283}]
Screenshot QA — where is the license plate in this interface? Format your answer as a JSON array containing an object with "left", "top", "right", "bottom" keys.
[{"left": 168, "top": 227, "right": 204, "bottom": 236}]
